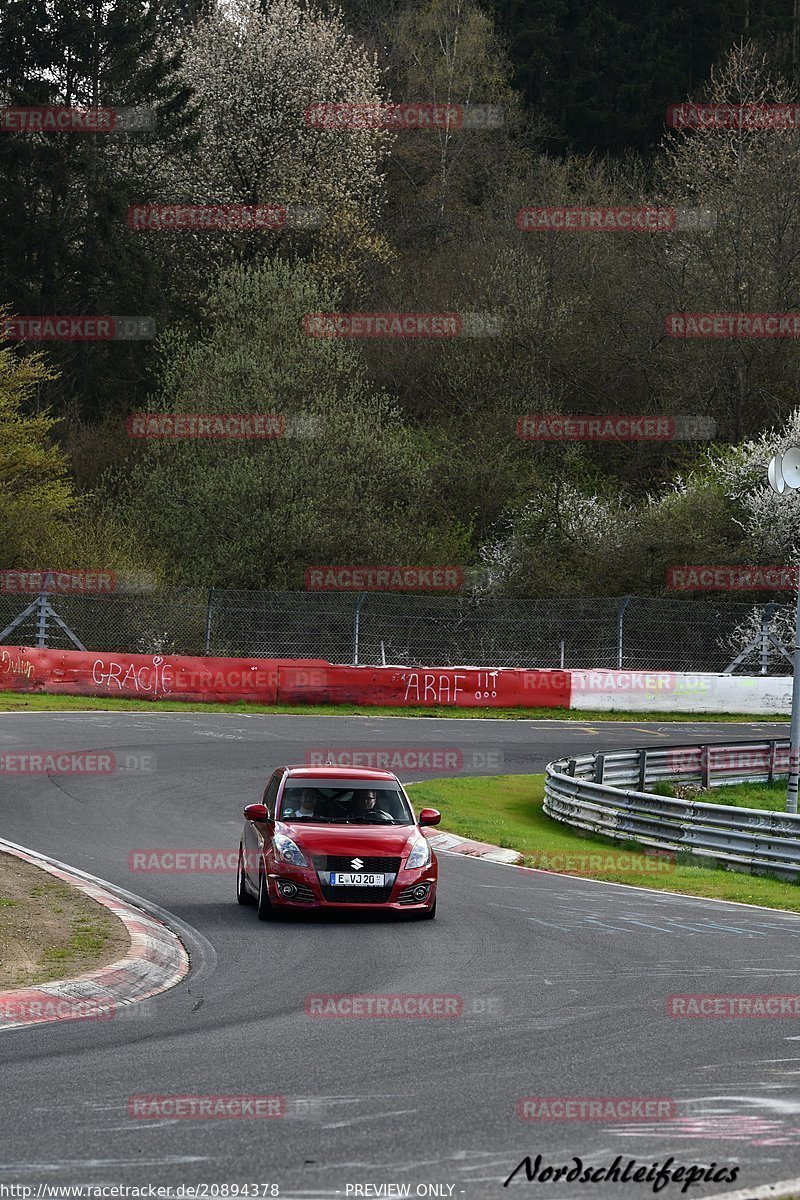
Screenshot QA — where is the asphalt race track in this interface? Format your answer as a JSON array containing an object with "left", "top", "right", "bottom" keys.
[{"left": 0, "top": 710, "right": 799, "bottom": 1199}]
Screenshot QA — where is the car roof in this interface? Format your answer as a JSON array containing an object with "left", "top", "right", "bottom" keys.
[{"left": 282, "top": 765, "right": 397, "bottom": 782}]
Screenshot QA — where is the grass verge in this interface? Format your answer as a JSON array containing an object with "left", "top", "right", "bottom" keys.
[
  {"left": 0, "top": 851, "right": 130, "bottom": 989},
  {"left": 0, "top": 690, "right": 789, "bottom": 722},
  {"left": 406, "top": 774, "right": 800, "bottom": 912},
  {"left": 654, "top": 778, "right": 792, "bottom": 811}
]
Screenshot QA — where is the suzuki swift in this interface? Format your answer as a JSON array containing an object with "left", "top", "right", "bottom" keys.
[{"left": 236, "top": 765, "right": 440, "bottom": 919}]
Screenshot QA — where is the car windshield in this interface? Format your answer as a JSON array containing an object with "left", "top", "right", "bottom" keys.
[{"left": 279, "top": 781, "right": 414, "bottom": 825}]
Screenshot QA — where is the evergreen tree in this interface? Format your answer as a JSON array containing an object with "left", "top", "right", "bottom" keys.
[
  {"left": 488, "top": 0, "right": 799, "bottom": 153},
  {"left": 0, "top": 0, "right": 199, "bottom": 420}
]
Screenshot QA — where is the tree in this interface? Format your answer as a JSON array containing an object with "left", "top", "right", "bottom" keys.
[
  {"left": 0, "top": 0, "right": 199, "bottom": 420},
  {"left": 0, "top": 318, "right": 162, "bottom": 578},
  {"left": 108, "top": 259, "right": 470, "bottom": 586},
  {"left": 654, "top": 42, "right": 800, "bottom": 441},
  {"left": 0, "top": 326, "right": 74, "bottom": 563},
  {"left": 170, "top": 0, "right": 393, "bottom": 284},
  {"left": 382, "top": 0, "right": 527, "bottom": 239},
  {"left": 488, "top": 0, "right": 800, "bottom": 154}
]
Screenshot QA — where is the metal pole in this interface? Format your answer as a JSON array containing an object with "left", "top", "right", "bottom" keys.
[
  {"left": 35, "top": 590, "right": 49, "bottom": 648},
  {"left": 204, "top": 589, "right": 214, "bottom": 656},
  {"left": 353, "top": 591, "right": 366, "bottom": 666},
  {"left": 761, "top": 601, "right": 776, "bottom": 675},
  {"left": 787, "top": 578, "right": 800, "bottom": 813},
  {"left": 35, "top": 571, "right": 53, "bottom": 648},
  {"left": 616, "top": 596, "right": 631, "bottom": 670}
]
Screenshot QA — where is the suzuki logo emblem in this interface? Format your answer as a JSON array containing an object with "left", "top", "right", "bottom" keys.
[{"left": 351, "top": 857, "right": 364, "bottom": 870}]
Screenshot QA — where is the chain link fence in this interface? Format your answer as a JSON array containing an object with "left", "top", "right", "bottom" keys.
[{"left": 0, "top": 588, "right": 797, "bottom": 673}]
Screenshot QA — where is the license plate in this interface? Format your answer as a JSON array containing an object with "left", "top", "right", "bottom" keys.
[{"left": 329, "top": 872, "right": 384, "bottom": 887}]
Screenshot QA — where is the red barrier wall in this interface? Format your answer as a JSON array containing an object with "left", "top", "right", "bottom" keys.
[
  {"left": 277, "top": 664, "right": 570, "bottom": 708},
  {"left": 0, "top": 647, "right": 570, "bottom": 709},
  {"left": 0, "top": 647, "right": 326, "bottom": 704}
]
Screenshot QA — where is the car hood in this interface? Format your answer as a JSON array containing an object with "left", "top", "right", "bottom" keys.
[{"left": 275, "top": 821, "right": 420, "bottom": 858}]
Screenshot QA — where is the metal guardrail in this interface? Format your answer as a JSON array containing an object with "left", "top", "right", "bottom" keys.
[{"left": 543, "top": 737, "right": 800, "bottom": 880}]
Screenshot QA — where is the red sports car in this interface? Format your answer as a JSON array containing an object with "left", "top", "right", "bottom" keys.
[{"left": 236, "top": 765, "right": 440, "bottom": 919}]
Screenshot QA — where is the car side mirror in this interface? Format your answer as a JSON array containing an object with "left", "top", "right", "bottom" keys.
[
  {"left": 418, "top": 808, "right": 441, "bottom": 826},
  {"left": 244, "top": 803, "right": 269, "bottom": 822}
]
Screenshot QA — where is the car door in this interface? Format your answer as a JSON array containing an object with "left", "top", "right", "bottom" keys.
[{"left": 243, "top": 770, "right": 282, "bottom": 883}]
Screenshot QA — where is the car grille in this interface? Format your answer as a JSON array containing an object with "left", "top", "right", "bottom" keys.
[
  {"left": 319, "top": 884, "right": 394, "bottom": 903},
  {"left": 397, "top": 883, "right": 431, "bottom": 905},
  {"left": 314, "top": 856, "right": 402, "bottom": 873}
]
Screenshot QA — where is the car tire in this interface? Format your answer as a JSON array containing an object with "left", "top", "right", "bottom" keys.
[
  {"left": 236, "top": 846, "right": 252, "bottom": 906},
  {"left": 256, "top": 866, "right": 275, "bottom": 921},
  {"left": 419, "top": 896, "right": 437, "bottom": 920}
]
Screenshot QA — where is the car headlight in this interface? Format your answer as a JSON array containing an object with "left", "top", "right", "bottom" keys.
[
  {"left": 272, "top": 833, "right": 308, "bottom": 867},
  {"left": 405, "top": 837, "right": 431, "bottom": 870}
]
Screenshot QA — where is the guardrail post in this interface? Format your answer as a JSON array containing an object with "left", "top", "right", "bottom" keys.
[
  {"left": 769, "top": 740, "right": 777, "bottom": 783},
  {"left": 566, "top": 758, "right": 577, "bottom": 777},
  {"left": 700, "top": 745, "right": 710, "bottom": 788},
  {"left": 594, "top": 753, "right": 605, "bottom": 784},
  {"left": 638, "top": 748, "right": 647, "bottom": 790}
]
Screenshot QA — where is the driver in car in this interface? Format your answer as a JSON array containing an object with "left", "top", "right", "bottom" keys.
[
  {"left": 290, "top": 788, "right": 317, "bottom": 818},
  {"left": 353, "top": 789, "right": 393, "bottom": 820}
]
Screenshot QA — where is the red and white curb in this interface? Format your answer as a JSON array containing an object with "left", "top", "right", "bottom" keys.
[
  {"left": 0, "top": 838, "right": 189, "bottom": 1031},
  {"left": 424, "top": 828, "right": 522, "bottom": 865}
]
